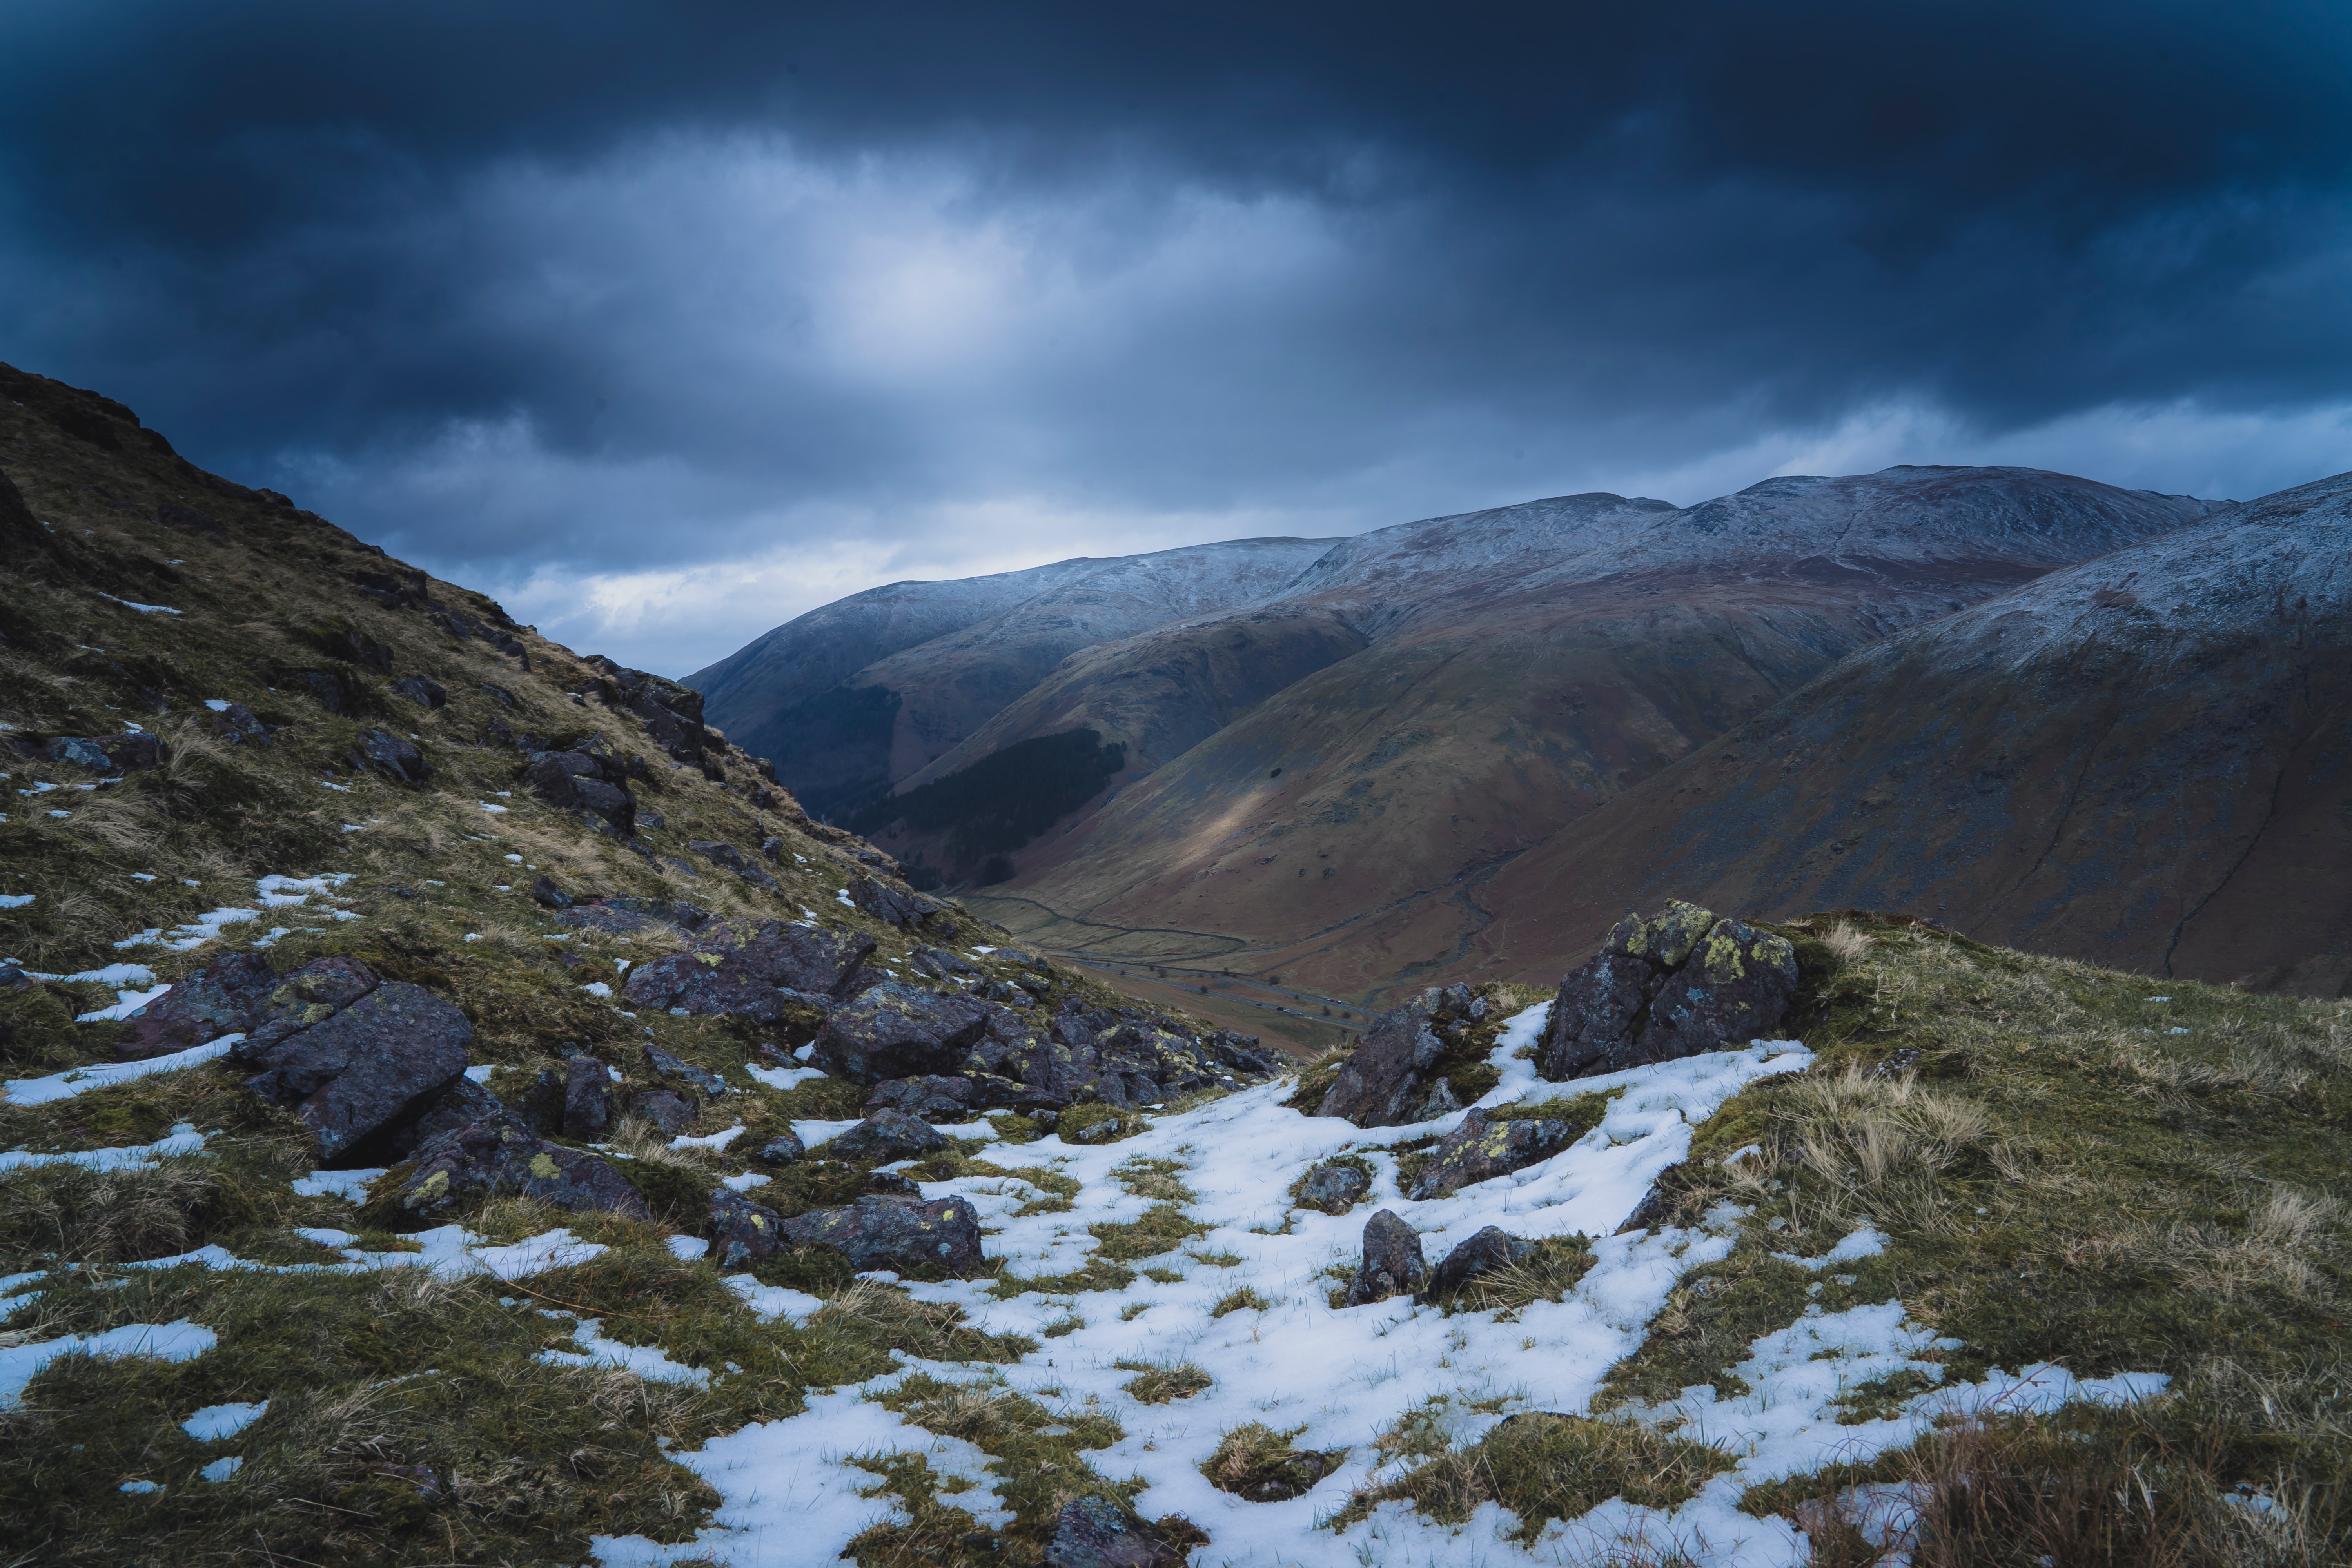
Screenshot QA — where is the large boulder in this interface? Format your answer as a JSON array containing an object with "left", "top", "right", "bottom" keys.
[
  {"left": 809, "top": 981, "right": 991, "bottom": 1085},
  {"left": 1317, "top": 984, "right": 1487, "bottom": 1128},
  {"left": 374, "top": 1118, "right": 649, "bottom": 1225},
  {"left": 1407, "top": 1107, "right": 1586, "bottom": 1200},
  {"left": 1540, "top": 902, "right": 1799, "bottom": 1080},
  {"left": 366, "top": 1074, "right": 506, "bottom": 1165},
  {"left": 1345, "top": 1208, "right": 1429, "bottom": 1305},
  {"left": 116, "top": 951, "right": 279, "bottom": 1060},
  {"left": 826, "top": 1108, "right": 950, "bottom": 1163},
  {"left": 238, "top": 956, "right": 381, "bottom": 1054},
  {"left": 1427, "top": 1225, "right": 1538, "bottom": 1298},
  {"left": 779, "top": 1194, "right": 985, "bottom": 1276},
  {"left": 238, "top": 982, "right": 474, "bottom": 1162},
  {"left": 622, "top": 919, "right": 877, "bottom": 1022}
]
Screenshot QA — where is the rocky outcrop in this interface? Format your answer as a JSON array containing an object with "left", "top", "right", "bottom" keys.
[
  {"left": 554, "top": 896, "right": 711, "bottom": 936},
  {"left": 1407, "top": 1107, "right": 1586, "bottom": 1200},
  {"left": 862, "top": 1075, "right": 981, "bottom": 1122},
  {"left": 390, "top": 675, "right": 446, "bottom": 708},
  {"left": 237, "top": 981, "right": 474, "bottom": 1162},
  {"left": 779, "top": 1193, "right": 985, "bottom": 1276},
  {"left": 645, "top": 1046, "right": 726, "bottom": 1096},
  {"left": 809, "top": 982, "right": 991, "bottom": 1084},
  {"left": 1427, "top": 1226, "right": 1537, "bottom": 1298},
  {"left": 708, "top": 1187, "right": 789, "bottom": 1267},
  {"left": 1345, "top": 1209, "right": 1428, "bottom": 1305},
  {"left": 826, "top": 1108, "right": 951, "bottom": 1162},
  {"left": 207, "top": 701, "right": 273, "bottom": 746},
  {"left": 376, "top": 1118, "right": 649, "bottom": 1225},
  {"left": 521, "top": 739, "right": 641, "bottom": 836},
  {"left": 116, "top": 950, "right": 279, "bottom": 1060},
  {"left": 1295, "top": 1160, "right": 1371, "bottom": 1215},
  {"left": 621, "top": 918, "right": 878, "bottom": 1022},
  {"left": 846, "top": 875, "right": 945, "bottom": 931},
  {"left": 1540, "top": 902, "right": 1798, "bottom": 1080},
  {"left": 1317, "top": 984, "right": 1487, "bottom": 1127}
]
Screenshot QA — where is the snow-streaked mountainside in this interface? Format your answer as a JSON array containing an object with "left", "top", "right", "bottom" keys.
[{"left": 1478, "top": 469, "right": 2352, "bottom": 993}]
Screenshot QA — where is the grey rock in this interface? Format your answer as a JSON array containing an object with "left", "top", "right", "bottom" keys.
[
  {"left": 118, "top": 951, "right": 278, "bottom": 1061},
  {"left": 630, "top": 1088, "right": 696, "bottom": 1134},
  {"left": 809, "top": 981, "right": 991, "bottom": 1085},
  {"left": 646, "top": 1046, "right": 727, "bottom": 1096},
  {"left": 708, "top": 1187, "right": 789, "bottom": 1267},
  {"left": 1345, "top": 1208, "right": 1428, "bottom": 1305},
  {"left": 863, "top": 1074, "right": 980, "bottom": 1122},
  {"left": 207, "top": 702, "right": 272, "bottom": 746},
  {"left": 1316, "top": 984, "right": 1483, "bottom": 1128},
  {"left": 1407, "top": 1107, "right": 1586, "bottom": 1200},
  {"left": 622, "top": 918, "right": 876, "bottom": 1022},
  {"left": 846, "top": 875, "right": 945, "bottom": 930},
  {"left": 390, "top": 675, "right": 447, "bottom": 709},
  {"left": 779, "top": 1193, "right": 985, "bottom": 1276},
  {"left": 755, "top": 1129, "right": 808, "bottom": 1166},
  {"left": 346, "top": 729, "right": 431, "bottom": 785},
  {"left": 1427, "top": 1225, "right": 1538, "bottom": 1298},
  {"left": 379, "top": 1119, "right": 648, "bottom": 1224},
  {"left": 690, "top": 839, "right": 780, "bottom": 891},
  {"left": 1043, "top": 1496, "right": 1190, "bottom": 1568},
  {"left": 529, "top": 874, "right": 573, "bottom": 909},
  {"left": 562, "top": 1055, "right": 613, "bottom": 1139},
  {"left": 365, "top": 1074, "right": 507, "bottom": 1166},
  {"left": 1541, "top": 903, "right": 1799, "bottom": 1080},
  {"left": 240, "top": 982, "right": 473, "bottom": 1162},
  {"left": 1295, "top": 1161, "right": 1371, "bottom": 1215},
  {"left": 828, "top": 1108, "right": 950, "bottom": 1162}
]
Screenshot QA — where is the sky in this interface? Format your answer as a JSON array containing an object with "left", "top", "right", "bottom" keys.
[{"left": 5, "top": 2, "right": 2350, "bottom": 677}]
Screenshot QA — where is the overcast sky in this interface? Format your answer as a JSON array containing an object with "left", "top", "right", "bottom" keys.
[{"left": 6, "top": 2, "right": 2349, "bottom": 675}]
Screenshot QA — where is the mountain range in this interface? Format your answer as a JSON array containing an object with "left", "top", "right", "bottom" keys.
[{"left": 690, "top": 463, "right": 2352, "bottom": 1027}]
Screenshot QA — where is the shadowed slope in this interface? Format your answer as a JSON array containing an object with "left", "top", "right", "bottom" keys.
[{"left": 1478, "top": 470, "right": 2352, "bottom": 993}]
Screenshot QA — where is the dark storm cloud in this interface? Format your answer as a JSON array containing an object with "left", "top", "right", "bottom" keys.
[{"left": 4, "top": 2, "right": 2349, "bottom": 670}]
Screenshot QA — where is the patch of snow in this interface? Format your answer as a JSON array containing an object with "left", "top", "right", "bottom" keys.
[
  {"left": 673, "top": 1125, "right": 745, "bottom": 1151},
  {"left": 319, "top": 780, "right": 352, "bottom": 793},
  {"left": 539, "top": 1319, "right": 710, "bottom": 1385},
  {"left": 581, "top": 982, "right": 613, "bottom": 998},
  {"left": 668, "top": 1236, "right": 711, "bottom": 1261},
  {"left": 119, "top": 1479, "right": 160, "bottom": 1494},
  {"left": 203, "top": 699, "right": 231, "bottom": 712},
  {"left": 4, "top": 1036, "right": 240, "bottom": 1105},
  {"left": 291, "top": 1169, "right": 385, "bottom": 1200},
  {"left": 0, "top": 1320, "right": 218, "bottom": 1408},
  {"left": 96, "top": 593, "right": 183, "bottom": 615},
  {"left": 197, "top": 1456, "right": 242, "bottom": 1482},
  {"left": 77, "top": 982, "right": 174, "bottom": 1023},
  {"left": 481, "top": 802, "right": 509, "bottom": 814},
  {"left": 0, "top": 1122, "right": 205, "bottom": 1174},
  {"left": 720, "top": 1172, "right": 771, "bottom": 1192},
  {"left": 465, "top": 1065, "right": 496, "bottom": 1083},
  {"left": 746, "top": 1063, "right": 828, "bottom": 1092},
  {"left": 182, "top": 1401, "right": 268, "bottom": 1441}
]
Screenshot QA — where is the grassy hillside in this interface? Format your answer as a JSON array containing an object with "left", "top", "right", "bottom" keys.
[{"left": 0, "top": 366, "right": 2342, "bottom": 1568}]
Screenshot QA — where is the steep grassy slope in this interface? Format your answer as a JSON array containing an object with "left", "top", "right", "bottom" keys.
[{"left": 1478, "top": 471, "right": 2352, "bottom": 997}]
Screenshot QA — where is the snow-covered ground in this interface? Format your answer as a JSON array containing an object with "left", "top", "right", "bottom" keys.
[{"left": 592, "top": 1004, "right": 2165, "bottom": 1567}]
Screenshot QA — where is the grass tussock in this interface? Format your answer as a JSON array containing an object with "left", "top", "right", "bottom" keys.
[
  {"left": 1201, "top": 1421, "right": 1345, "bottom": 1501},
  {"left": 1335, "top": 1410, "right": 1725, "bottom": 1542},
  {"left": 1116, "top": 1359, "right": 1212, "bottom": 1404}
]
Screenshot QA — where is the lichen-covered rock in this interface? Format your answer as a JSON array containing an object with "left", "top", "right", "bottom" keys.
[
  {"left": 377, "top": 1119, "right": 649, "bottom": 1225},
  {"left": 561, "top": 1055, "right": 613, "bottom": 1139},
  {"left": 780, "top": 1193, "right": 985, "bottom": 1276},
  {"left": 346, "top": 728, "right": 432, "bottom": 785},
  {"left": 1295, "top": 1160, "right": 1371, "bottom": 1215},
  {"left": 1407, "top": 1107, "right": 1586, "bottom": 1200},
  {"left": 908, "top": 946, "right": 982, "bottom": 982},
  {"left": 622, "top": 918, "right": 878, "bottom": 1022},
  {"left": 846, "top": 875, "right": 945, "bottom": 930},
  {"left": 240, "top": 982, "right": 474, "bottom": 1161},
  {"left": 1427, "top": 1225, "right": 1537, "bottom": 1297},
  {"left": 1540, "top": 902, "right": 1799, "bottom": 1080},
  {"left": 1316, "top": 984, "right": 1486, "bottom": 1128},
  {"left": 367, "top": 1074, "right": 506, "bottom": 1165},
  {"left": 238, "top": 956, "right": 382, "bottom": 1054},
  {"left": 1345, "top": 1208, "right": 1428, "bottom": 1305},
  {"left": 809, "top": 981, "right": 991, "bottom": 1085},
  {"left": 826, "top": 1108, "right": 951, "bottom": 1163},
  {"left": 708, "top": 1187, "right": 789, "bottom": 1267},
  {"left": 1043, "top": 1496, "right": 1192, "bottom": 1568}
]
